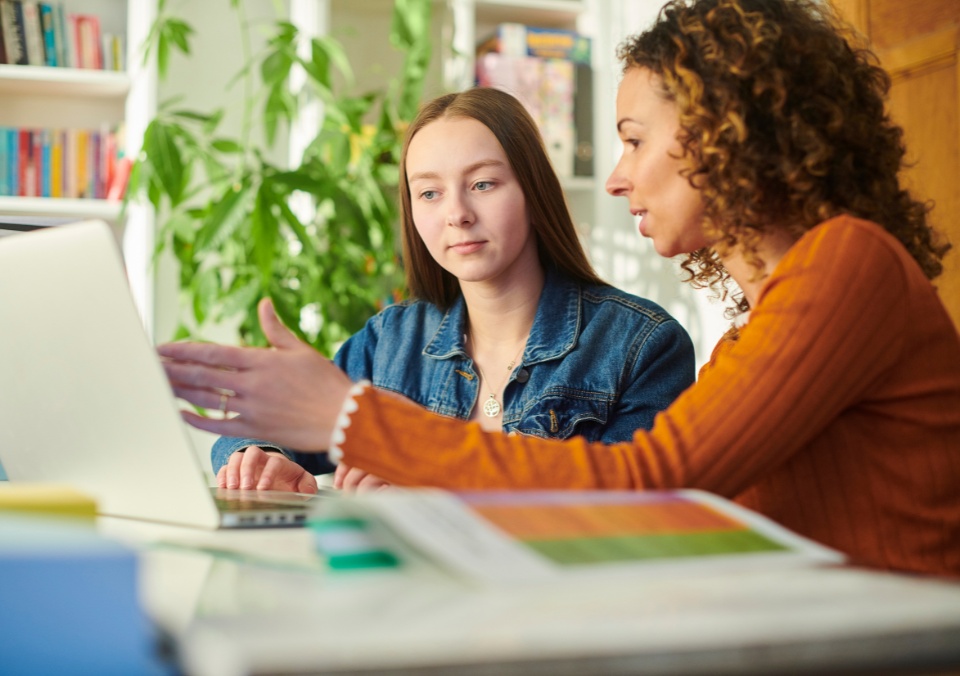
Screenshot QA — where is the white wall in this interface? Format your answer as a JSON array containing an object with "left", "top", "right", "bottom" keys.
[{"left": 587, "top": 0, "right": 730, "bottom": 371}]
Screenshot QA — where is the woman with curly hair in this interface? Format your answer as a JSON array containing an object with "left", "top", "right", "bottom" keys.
[{"left": 160, "top": 0, "right": 960, "bottom": 575}]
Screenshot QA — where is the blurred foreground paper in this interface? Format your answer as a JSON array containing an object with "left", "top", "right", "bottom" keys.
[{"left": 310, "top": 489, "right": 844, "bottom": 584}]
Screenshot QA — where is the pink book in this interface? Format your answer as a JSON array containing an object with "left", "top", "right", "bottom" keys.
[
  {"left": 73, "top": 14, "right": 101, "bottom": 69},
  {"left": 106, "top": 156, "right": 131, "bottom": 201}
]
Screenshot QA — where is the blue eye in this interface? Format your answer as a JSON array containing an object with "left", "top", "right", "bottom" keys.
[
  {"left": 420, "top": 190, "right": 438, "bottom": 200},
  {"left": 475, "top": 181, "right": 494, "bottom": 191}
]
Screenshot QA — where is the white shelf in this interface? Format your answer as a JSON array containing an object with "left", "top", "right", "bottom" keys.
[
  {"left": 0, "top": 196, "right": 123, "bottom": 222},
  {"left": 0, "top": 65, "right": 130, "bottom": 98},
  {"left": 476, "top": 0, "right": 584, "bottom": 7},
  {"left": 475, "top": 1, "right": 584, "bottom": 28}
]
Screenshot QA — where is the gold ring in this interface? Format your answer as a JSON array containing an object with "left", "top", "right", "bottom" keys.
[{"left": 219, "top": 391, "right": 230, "bottom": 414}]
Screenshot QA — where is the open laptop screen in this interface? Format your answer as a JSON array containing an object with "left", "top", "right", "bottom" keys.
[
  {"left": 0, "top": 216, "right": 69, "bottom": 481},
  {"left": 0, "top": 220, "right": 315, "bottom": 528}
]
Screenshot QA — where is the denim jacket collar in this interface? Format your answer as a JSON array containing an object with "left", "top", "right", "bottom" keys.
[{"left": 422, "top": 268, "right": 581, "bottom": 366}]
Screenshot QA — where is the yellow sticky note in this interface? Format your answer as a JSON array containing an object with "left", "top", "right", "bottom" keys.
[{"left": 0, "top": 484, "right": 97, "bottom": 519}]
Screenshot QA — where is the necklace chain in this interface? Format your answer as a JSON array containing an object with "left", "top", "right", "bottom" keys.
[{"left": 468, "top": 334, "right": 526, "bottom": 418}]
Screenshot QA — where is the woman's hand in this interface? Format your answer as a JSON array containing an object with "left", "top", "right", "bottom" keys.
[
  {"left": 217, "top": 446, "right": 318, "bottom": 494},
  {"left": 334, "top": 462, "right": 391, "bottom": 492},
  {"left": 158, "top": 297, "right": 354, "bottom": 453}
]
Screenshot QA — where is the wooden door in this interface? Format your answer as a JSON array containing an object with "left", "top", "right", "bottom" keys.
[{"left": 831, "top": 0, "right": 960, "bottom": 330}]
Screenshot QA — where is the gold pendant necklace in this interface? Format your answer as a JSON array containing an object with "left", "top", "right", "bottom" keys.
[{"left": 470, "top": 340, "right": 525, "bottom": 418}]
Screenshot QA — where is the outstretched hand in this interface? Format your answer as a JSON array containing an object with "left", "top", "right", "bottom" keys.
[{"left": 158, "top": 297, "right": 354, "bottom": 453}]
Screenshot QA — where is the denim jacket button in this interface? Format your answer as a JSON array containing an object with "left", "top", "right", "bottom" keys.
[{"left": 515, "top": 368, "right": 530, "bottom": 383}]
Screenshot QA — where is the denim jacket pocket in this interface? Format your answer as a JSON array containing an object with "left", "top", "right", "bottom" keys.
[{"left": 513, "top": 389, "right": 613, "bottom": 441}]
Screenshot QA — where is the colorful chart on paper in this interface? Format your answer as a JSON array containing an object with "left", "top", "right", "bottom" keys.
[{"left": 460, "top": 491, "right": 789, "bottom": 566}]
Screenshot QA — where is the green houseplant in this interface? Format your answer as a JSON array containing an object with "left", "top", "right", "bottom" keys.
[{"left": 130, "top": 0, "right": 432, "bottom": 356}]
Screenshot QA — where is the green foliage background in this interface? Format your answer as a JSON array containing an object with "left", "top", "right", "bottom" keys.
[{"left": 130, "top": 0, "right": 432, "bottom": 356}]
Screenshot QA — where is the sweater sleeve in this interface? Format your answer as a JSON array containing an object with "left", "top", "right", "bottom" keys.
[{"left": 337, "top": 219, "right": 909, "bottom": 495}]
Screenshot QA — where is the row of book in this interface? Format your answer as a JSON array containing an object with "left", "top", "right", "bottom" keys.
[
  {"left": 476, "top": 23, "right": 593, "bottom": 179},
  {"left": 0, "top": 0, "right": 124, "bottom": 70},
  {"left": 0, "top": 125, "right": 128, "bottom": 200}
]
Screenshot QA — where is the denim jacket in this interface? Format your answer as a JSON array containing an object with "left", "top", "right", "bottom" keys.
[{"left": 211, "top": 270, "right": 695, "bottom": 475}]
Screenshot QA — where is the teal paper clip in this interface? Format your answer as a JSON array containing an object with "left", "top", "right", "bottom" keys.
[{"left": 310, "top": 517, "right": 400, "bottom": 570}]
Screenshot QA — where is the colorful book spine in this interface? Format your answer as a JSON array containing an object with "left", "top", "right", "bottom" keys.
[
  {"left": 7, "top": 128, "right": 18, "bottom": 196},
  {"left": 31, "top": 127, "right": 42, "bottom": 196},
  {"left": 110, "top": 32, "right": 123, "bottom": 71},
  {"left": 38, "top": 2, "right": 55, "bottom": 66},
  {"left": 52, "top": 1, "right": 67, "bottom": 67},
  {"left": 0, "top": 127, "right": 9, "bottom": 196},
  {"left": 75, "top": 128, "right": 88, "bottom": 197},
  {"left": 0, "top": 125, "right": 121, "bottom": 199},
  {"left": 64, "top": 127, "right": 76, "bottom": 197},
  {"left": 478, "top": 23, "right": 592, "bottom": 65},
  {"left": 1, "top": 0, "right": 28, "bottom": 65},
  {"left": 49, "top": 128, "right": 62, "bottom": 197},
  {"left": 0, "top": 4, "right": 6, "bottom": 63},
  {"left": 106, "top": 156, "right": 131, "bottom": 201},
  {"left": 18, "top": 129, "right": 30, "bottom": 196},
  {"left": 40, "top": 128, "right": 50, "bottom": 197},
  {"left": 90, "top": 129, "right": 100, "bottom": 198},
  {"left": 0, "top": 3, "right": 118, "bottom": 71},
  {"left": 19, "top": 0, "right": 44, "bottom": 66},
  {"left": 74, "top": 13, "right": 100, "bottom": 69}
]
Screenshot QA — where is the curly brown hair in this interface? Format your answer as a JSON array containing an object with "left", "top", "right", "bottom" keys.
[{"left": 618, "top": 0, "right": 949, "bottom": 306}]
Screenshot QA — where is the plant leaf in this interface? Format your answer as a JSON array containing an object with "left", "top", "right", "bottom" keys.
[
  {"left": 164, "top": 19, "right": 194, "bottom": 54},
  {"left": 142, "top": 119, "right": 185, "bottom": 207},
  {"left": 170, "top": 109, "right": 219, "bottom": 124},
  {"left": 312, "top": 36, "right": 353, "bottom": 84},
  {"left": 251, "top": 185, "right": 279, "bottom": 288},
  {"left": 263, "top": 85, "right": 295, "bottom": 147},
  {"left": 211, "top": 139, "right": 244, "bottom": 154},
  {"left": 157, "top": 31, "right": 170, "bottom": 79},
  {"left": 195, "top": 177, "right": 252, "bottom": 251},
  {"left": 261, "top": 48, "right": 293, "bottom": 86}
]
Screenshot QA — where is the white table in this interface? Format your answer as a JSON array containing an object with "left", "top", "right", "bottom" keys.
[{"left": 99, "top": 517, "right": 960, "bottom": 676}]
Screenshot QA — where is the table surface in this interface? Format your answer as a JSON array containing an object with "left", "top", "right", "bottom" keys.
[{"left": 97, "top": 516, "right": 960, "bottom": 676}]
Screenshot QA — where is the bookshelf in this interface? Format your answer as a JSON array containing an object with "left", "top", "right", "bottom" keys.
[
  {"left": 444, "top": 0, "right": 597, "bottom": 233},
  {"left": 0, "top": 0, "right": 157, "bottom": 332}
]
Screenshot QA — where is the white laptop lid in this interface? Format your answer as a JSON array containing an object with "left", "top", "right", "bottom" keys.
[{"left": 0, "top": 220, "right": 225, "bottom": 528}]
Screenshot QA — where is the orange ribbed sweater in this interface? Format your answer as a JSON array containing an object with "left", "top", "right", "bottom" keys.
[{"left": 339, "top": 216, "right": 960, "bottom": 576}]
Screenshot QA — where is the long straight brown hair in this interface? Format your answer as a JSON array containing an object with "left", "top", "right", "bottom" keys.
[{"left": 399, "top": 87, "right": 605, "bottom": 308}]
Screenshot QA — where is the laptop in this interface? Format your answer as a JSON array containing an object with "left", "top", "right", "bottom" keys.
[{"left": 0, "top": 220, "right": 329, "bottom": 528}]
